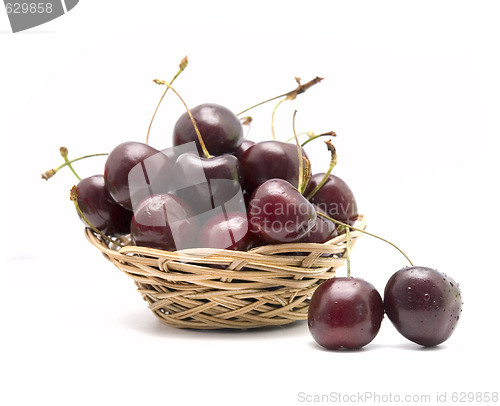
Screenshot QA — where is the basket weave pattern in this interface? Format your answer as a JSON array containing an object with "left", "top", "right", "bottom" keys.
[{"left": 85, "top": 215, "right": 366, "bottom": 329}]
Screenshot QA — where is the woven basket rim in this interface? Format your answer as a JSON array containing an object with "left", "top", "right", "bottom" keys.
[{"left": 85, "top": 214, "right": 366, "bottom": 264}]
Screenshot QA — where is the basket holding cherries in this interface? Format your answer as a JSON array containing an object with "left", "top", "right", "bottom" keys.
[{"left": 43, "top": 58, "right": 462, "bottom": 350}]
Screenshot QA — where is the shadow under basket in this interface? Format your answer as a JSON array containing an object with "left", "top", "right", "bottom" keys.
[{"left": 85, "top": 215, "right": 366, "bottom": 329}]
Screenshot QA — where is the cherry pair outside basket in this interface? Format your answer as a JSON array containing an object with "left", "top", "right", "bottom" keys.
[{"left": 85, "top": 215, "right": 366, "bottom": 329}]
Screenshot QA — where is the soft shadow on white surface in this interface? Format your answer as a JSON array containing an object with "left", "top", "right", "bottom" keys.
[{"left": 120, "top": 308, "right": 309, "bottom": 339}]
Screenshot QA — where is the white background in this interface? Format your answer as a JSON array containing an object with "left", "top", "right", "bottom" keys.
[{"left": 1, "top": 1, "right": 499, "bottom": 405}]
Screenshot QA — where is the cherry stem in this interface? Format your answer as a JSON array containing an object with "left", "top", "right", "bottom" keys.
[
  {"left": 306, "top": 140, "right": 337, "bottom": 200},
  {"left": 146, "top": 56, "right": 188, "bottom": 145},
  {"left": 59, "top": 147, "right": 81, "bottom": 181},
  {"left": 70, "top": 186, "right": 124, "bottom": 248},
  {"left": 301, "top": 131, "right": 336, "bottom": 147},
  {"left": 317, "top": 212, "right": 415, "bottom": 266},
  {"left": 153, "top": 79, "right": 211, "bottom": 159},
  {"left": 42, "top": 152, "right": 109, "bottom": 181},
  {"left": 346, "top": 227, "right": 351, "bottom": 278},
  {"left": 236, "top": 76, "right": 324, "bottom": 116},
  {"left": 292, "top": 110, "right": 305, "bottom": 193},
  {"left": 271, "top": 97, "right": 287, "bottom": 140}
]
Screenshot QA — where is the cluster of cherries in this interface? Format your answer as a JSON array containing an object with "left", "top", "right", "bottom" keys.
[{"left": 44, "top": 66, "right": 462, "bottom": 350}]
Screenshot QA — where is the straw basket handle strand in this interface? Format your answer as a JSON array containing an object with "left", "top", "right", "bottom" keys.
[{"left": 85, "top": 215, "right": 366, "bottom": 329}]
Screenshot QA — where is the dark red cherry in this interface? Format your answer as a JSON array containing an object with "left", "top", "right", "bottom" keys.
[
  {"left": 384, "top": 266, "right": 462, "bottom": 347},
  {"left": 130, "top": 193, "right": 198, "bottom": 251},
  {"left": 76, "top": 175, "right": 133, "bottom": 236},
  {"left": 198, "top": 211, "right": 256, "bottom": 251},
  {"left": 233, "top": 139, "right": 255, "bottom": 160},
  {"left": 247, "top": 179, "right": 316, "bottom": 244},
  {"left": 173, "top": 103, "right": 244, "bottom": 156},
  {"left": 297, "top": 204, "right": 338, "bottom": 244},
  {"left": 104, "top": 142, "right": 174, "bottom": 211},
  {"left": 305, "top": 173, "right": 358, "bottom": 225},
  {"left": 308, "top": 277, "right": 384, "bottom": 350},
  {"left": 172, "top": 152, "right": 243, "bottom": 215},
  {"left": 240, "top": 141, "right": 309, "bottom": 195}
]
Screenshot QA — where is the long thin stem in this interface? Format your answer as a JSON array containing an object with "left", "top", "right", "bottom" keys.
[
  {"left": 60, "top": 147, "right": 81, "bottom": 181},
  {"left": 42, "top": 153, "right": 109, "bottom": 180},
  {"left": 306, "top": 140, "right": 337, "bottom": 200},
  {"left": 346, "top": 227, "right": 351, "bottom": 278},
  {"left": 292, "top": 110, "right": 304, "bottom": 193},
  {"left": 271, "top": 97, "right": 287, "bottom": 141},
  {"left": 301, "top": 131, "right": 336, "bottom": 147},
  {"left": 153, "top": 79, "right": 211, "bottom": 159},
  {"left": 317, "top": 212, "right": 415, "bottom": 266},
  {"left": 146, "top": 56, "right": 188, "bottom": 145},
  {"left": 236, "top": 76, "right": 324, "bottom": 116}
]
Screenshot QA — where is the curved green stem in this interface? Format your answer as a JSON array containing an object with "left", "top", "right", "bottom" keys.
[
  {"left": 306, "top": 141, "right": 337, "bottom": 200},
  {"left": 346, "top": 227, "right": 351, "bottom": 278},
  {"left": 42, "top": 153, "right": 109, "bottom": 180},
  {"left": 271, "top": 97, "right": 287, "bottom": 141},
  {"left": 301, "top": 131, "right": 336, "bottom": 147},
  {"left": 317, "top": 212, "right": 414, "bottom": 266},
  {"left": 236, "top": 76, "right": 323, "bottom": 116},
  {"left": 146, "top": 56, "right": 188, "bottom": 145},
  {"left": 154, "top": 79, "right": 211, "bottom": 159},
  {"left": 292, "top": 110, "right": 304, "bottom": 193}
]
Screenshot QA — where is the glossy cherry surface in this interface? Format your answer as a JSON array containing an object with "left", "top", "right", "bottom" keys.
[
  {"left": 76, "top": 175, "right": 133, "bottom": 236},
  {"left": 130, "top": 193, "right": 198, "bottom": 251},
  {"left": 198, "top": 211, "right": 256, "bottom": 251},
  {"left": 247, "top": 179, "right": 316, "bottom": 244},
  {"left": 233, "top": 139, "right": 255, "bottom": 161},
  {"left": 104, "top": 142, "right": 173, "bottom": 211},
  {"left": 173, "top": 103, "right": 244, "bottom": 156},
  {"left": 297, "top": 204, "right": 338, "bottom": 243},
  {"left": 172, "top": 152, "right": 242, "bottom": 215},
  {"left": 384, "top": 266, "right": 462, "bottom": 347},
  {"left": 305, "top": 173, "right": 358, "bottom": 225},
  {"left": 308, "top": 277, "right": 384, "bottom": 350},
  {"left": 240, "top": 141, "right": 309, "bottom": 195}
]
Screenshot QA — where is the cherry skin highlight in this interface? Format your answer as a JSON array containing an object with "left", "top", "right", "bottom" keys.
[
  {"left": 198, "top": 211, "right": 256, "bottom": 251},
  {"left": 247, "top": 179, "right": 316, "bottom": 244},
  {"left": 130, "top": 193, "right": 198, "bottom": 251},
  {"left": 384, "top": 266, "right": 462, "bottom": 347},
  {"left": 76, "top": 175, "right": 133, "bottom": 237},
  {"left": 308, "top": 277, "right": 384, "bottom": 350},
  {"left": 305, "top": 173, "right": 358, "bottom": 225},
  {"left": 240, "top": 141, "right": 309, "bottom": 195},
  {"left": 172, "top": 152, "right": 242, "bottom": 215},
  {"left": 173, "top": 103, "right": 244, "bottom": 156},
  {"left": 104, "top": 142, "right": 173, "bottom": 211}
]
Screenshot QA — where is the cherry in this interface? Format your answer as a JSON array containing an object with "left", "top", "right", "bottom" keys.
[
  {"left": 384, "top": 266, "right": 462, "bottom": 347},
  {"left": 76, "top": 175, "right": 133, "bottom": 236},
  {"left": 104, "top": 142, "right": 173, "bottom": 211},
  {"left": 247, "top": 179, "right": 316, "bottom": 244},
  {"left": 308, "top": 277, "right": 384, "bottom": 350},
  {"left": 173, "top": 103, "right": 244, "bottom": 156},
  {"left": 130, "top": 193, "right": 198, "bottom": 251},
  {"left": 240, "top": 141, "right": 309, "bottom": 195},
  {"left": 305, "top": 173, "right": 358, "bottom": 225},
  {"left": 233, "top": 139, "right": 255, "bottom": 161},
  {"left": 198, "top": 211, "right": 256, "bottom": 251},
  {"left": 297, "top": 204, "right": 338, "bottom": 244},
  {"left": 172, "top": 152, "right": 243, "bottom": 215}
]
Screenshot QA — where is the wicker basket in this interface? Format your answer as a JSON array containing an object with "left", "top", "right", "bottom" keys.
[{"left": 85, "top": 215, "right": 366, "bottom": 329}]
